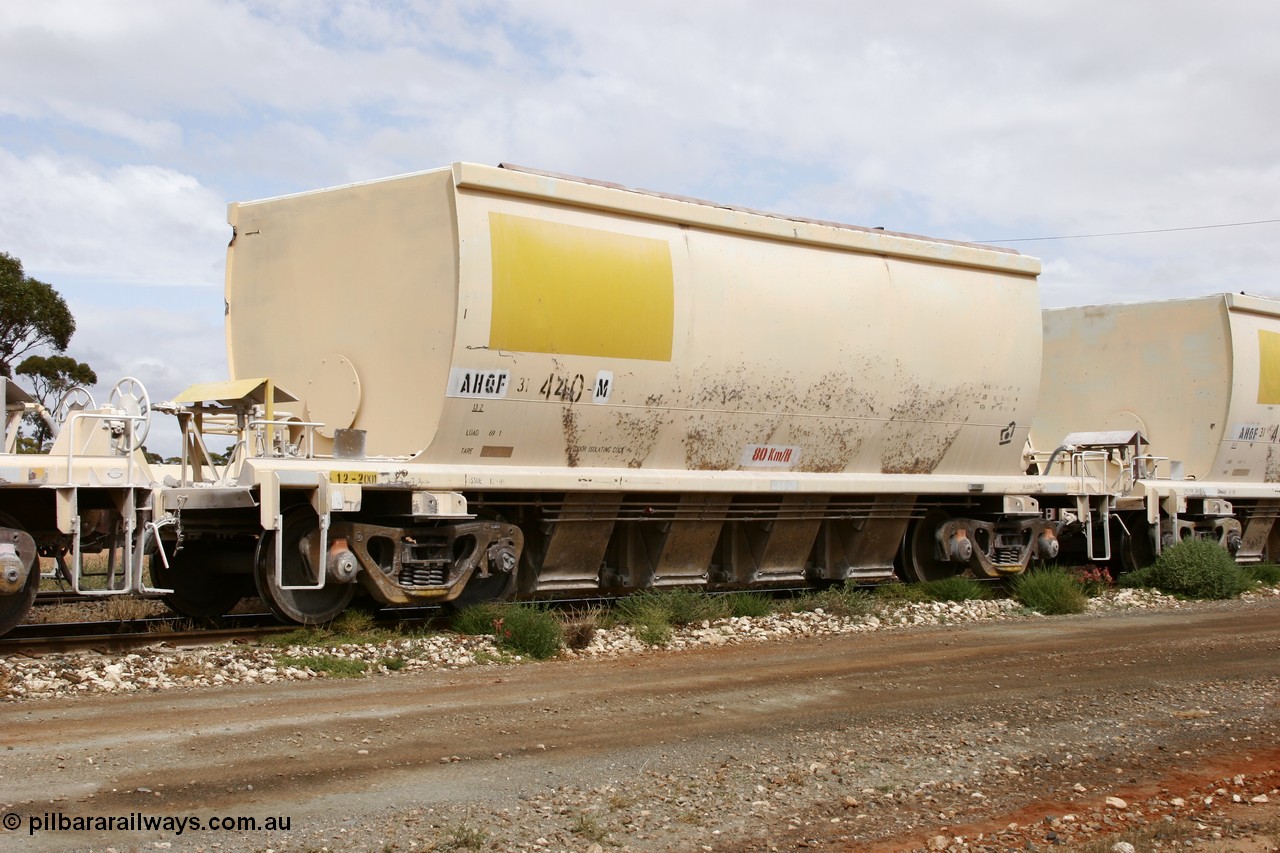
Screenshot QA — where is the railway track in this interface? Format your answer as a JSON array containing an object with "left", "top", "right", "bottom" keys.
[
  {"left": 2, "top": 604, "right": 455, "bottom": 655},
  {"left": 3, "top": 582, "right": 1005, "bottom": 657},
  {"left": 0, "top": 613, "right": 296, "bottom": 655},
  {"left": 33, "top": 589, "right": 95, "bottom": 607}
]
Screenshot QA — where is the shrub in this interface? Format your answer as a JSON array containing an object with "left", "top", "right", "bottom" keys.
[
  {"left": 1243, "top": 562, "right": 1280, "bottom": 586},
  {"left": 1012, "top": 567, "right": 1088, "bottom": 615},
  {"left": 1120, "top": 538, "right": 1253, "bottom": 600},
  {"left": 920, "top": 576, "right": 991, "bottom": 602}
]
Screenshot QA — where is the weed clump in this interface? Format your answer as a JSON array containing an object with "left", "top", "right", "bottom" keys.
[
  {"left": 786, "top": 583, "right": 875, "bottom": 617},
  {"left": 720, "top": 591, "right": 775, "bottom": 618},
  {"left": 439, "top": 822, "right": 488, "bottom": 851},
  {"left": 872, "top": 582, "right": 928, "bottom": 603},
  {"left": 1012, "top": 566, "right": 1088, "bottom": 615},
  {"left": 329, "top": 608, "right": 376, "bottom": 635},
  {"left": 450, "top": 602, "right": 564, "bottom": 660},
  {"left": 560, "top": 609, "right": 601, "bottom": 650},
  {"left": 1120, "top": 538, "right": 1253, "bottom": 600},
  {"left": 276, "top": 653, "right": 367, "bottom": 678}
]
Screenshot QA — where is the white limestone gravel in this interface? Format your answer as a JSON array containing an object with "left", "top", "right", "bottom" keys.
[{"left": 2, "top": 585, "right": 1264, "bottom": 704}]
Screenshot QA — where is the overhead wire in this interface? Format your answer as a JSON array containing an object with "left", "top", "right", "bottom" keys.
[{"left": 983, "top": 218, "right": 1280, "bottom": 243}]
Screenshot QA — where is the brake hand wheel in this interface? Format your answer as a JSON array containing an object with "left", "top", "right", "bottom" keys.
[
  {"left": 108, "top": 376, "right": 152, "bottom": 450},
  {"left": 50, "top": 386, "right": 97, "bottom": 434}
]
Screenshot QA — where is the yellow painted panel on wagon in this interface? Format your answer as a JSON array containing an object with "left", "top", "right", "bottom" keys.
[
  {"left": 1259, "top": 330, "right": 1280, "bottom": 404},
  {"left": 489, "top": 213, "right": 674, "bottom": 361}
]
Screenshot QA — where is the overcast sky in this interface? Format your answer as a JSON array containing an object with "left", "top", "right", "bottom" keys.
[{"left": 2, "top": 1, "right": 1278, "bottom": 452}]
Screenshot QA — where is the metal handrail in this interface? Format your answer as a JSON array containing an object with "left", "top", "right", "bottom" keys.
[
  {"left": 60, "top": 409, "right": 146, "bottom": 485},
  {"left": 247, "top": 417, "right": 322, "bottom": 459},
  {"left": 1132, "top": 454, "right": 1170, "bottom": 481}
]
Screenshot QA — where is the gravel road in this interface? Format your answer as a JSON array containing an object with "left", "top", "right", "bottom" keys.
[{"left": 1, "top": 598, "right": 1278, "bottom": 853}]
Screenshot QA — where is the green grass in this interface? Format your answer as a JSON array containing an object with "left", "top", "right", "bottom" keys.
[
  {"left": 611, "top": 589, "right": 733, "bottom": 646},
  {"left": 1120, "top": 537, "right": 1254, "bottom": 599},
  {"left": 276, "top": 653, "right": 368, "bottom": 678},
  {"left": 257, "top": 606, "right": 398, "bottom": 648},
  {"left": 1243, "top": 561, "right": 1280, "bottom": 586},
  {"left": 920, "top": 576, "right": 992, "bottom": 602},
  {"left": 329, "top": 608, "right": 376, "bottom": 635},
  {"left": 614, "top": 588, "right": 728, "bottom": 626},
  {"left": 719, "top": 591, "right": 775, "bottom": 618},
  {"left": 450, "top": 602, "right": 504, "bottom": 636},
  {"left": 493, "top": 603, "right": 564, "bottom": 659},
  {"left": 612, "top": 593, "right": 675, "bottom": 646},
  {"left": 631, "top": 619, "right": 674, "bottom": 646},
  {"left": 1011, "top": 566, "right": 1088, "bottom": 615}
]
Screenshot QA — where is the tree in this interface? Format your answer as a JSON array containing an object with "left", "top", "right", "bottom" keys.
[
  {"left": 16, "top": 354, "right": 98, "bottom": 450},
  {"left": 16, "top": 354, "right": 96, "bottom": 404},
  {"left": 0, "top": 252, "right": 75, "bottom": 377}
]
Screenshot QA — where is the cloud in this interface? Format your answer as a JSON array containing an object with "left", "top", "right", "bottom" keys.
[
  {"left": 2, "top": 0, "right": 1279, "bottom": 315},
  {"left": 0, "top": 149, "right": 227, "bottom": 286},
  {"left": 53, "top": 284, "right": 229, "bottom": 458}
]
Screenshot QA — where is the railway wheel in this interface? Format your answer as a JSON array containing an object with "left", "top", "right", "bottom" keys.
[
  {"left": 1113, "top": 512, "right": 1156, "bottom": 575},
  {"left": 450, "top": 511, "right": 520, "bottom": 609},
  {"left": 254, "top": 509, "right": 355, "bottom": 625},
  {"left": 900, "top": 509, "right": 964, "bottom": 583},
  {"left": 150, "top": 546, "right": 252, "bottom": 619},
  {"left": 0, "top": 513, "right": 38, "bottom": 635},
  {"left": 450, "top": 561, "right": 517, "bottom": 609}
]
